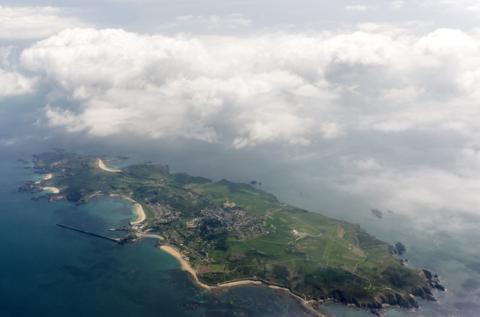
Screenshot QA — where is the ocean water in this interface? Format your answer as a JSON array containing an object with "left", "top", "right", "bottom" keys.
[
  {"left": 0, "top": 154, "right": 311, "bottom": 317},
  {"left": 1, "top": 150, "right": 478, "bottom": 317}
]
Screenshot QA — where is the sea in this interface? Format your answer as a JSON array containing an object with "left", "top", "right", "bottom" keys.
[{"left": 0, "top": 148, "right": 478, "bottom": 317}]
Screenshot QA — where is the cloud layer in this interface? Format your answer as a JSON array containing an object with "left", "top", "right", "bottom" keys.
[
  {"left": 21, "top": 28, "right": 344, "bottom": 146},
  {"left": 0, "top": 68, "right": 36, "bottom": 97},
  {"left": 0, "top": 6, "right": 88, "bottom": 41},
  {"left": 20, "top": 27, "right": 480, "bottom": 145},
  {"left": 0, "top": 47, "right": 36, "bottom": 98},
  {"left": 3, "top": 22, "right": 480, "bottom": 219}
]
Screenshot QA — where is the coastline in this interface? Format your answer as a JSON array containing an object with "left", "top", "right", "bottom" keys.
[
  {"left": 23, "top": 151, "right": 445, "bottom": 317},
  {"left": 41, "top": 173, "right": 60, "bottom": 193},
  {"left": 108, "top": 193, "right": 146, "bottom": 225},
  {"left": 42, "top": 158, "right": 303, "bottom": 305},
  {"left": 97, "top": 158, "right": 121, "bottom": 173},
  {"left": 43, "top": 186, "right": 60, "bottom": 194},
  {"left": 158, "top": 243, "right": 326, "bottom": 317},
  {"left": 130, "top": 203, "right": 146, "bottom": 225},
  {"left": 160, "top": 245, "right": 213, "bottom": 289}
]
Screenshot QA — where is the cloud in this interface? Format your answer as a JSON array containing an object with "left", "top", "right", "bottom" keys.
[
  {"left": 0, "top": 68, "right": 36, "bottom": 97},
  {"left": 21, "top": 28, "right": 344, "bottom": 146},
  {"left": 0, "top": 6, "right": 89, "bottom": 41},
  {"left": 344, "top": 5, "right": 371, "bottom": 12},
  {"left": 17, "top": 26, "right": 480, "bottom": 157},
  {"left": 168, "top": 14, "right": 252, "bottom": 30},
  {"left": 338, "top": 152, "right": 480, "bottom": 223},
  {"left": 0, "top": 4, "right": 478, "bottom": 226},
  {"left": 390, "top": 1, "right": 405, "bottom": 10},
  {"left": 0, "top": 46, "right": 36, "bottom": 98},
  {"left": 421, "top": 0, "right": 480, "bottom": 14}
]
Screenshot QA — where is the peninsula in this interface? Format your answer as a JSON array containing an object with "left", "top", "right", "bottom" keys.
[{"left": 20, "top": 151, "right": 444, "bottom": 315}]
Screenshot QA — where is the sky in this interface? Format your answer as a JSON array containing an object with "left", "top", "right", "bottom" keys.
[{"left": 2, "top": 0, "right": 480, "bottom": 235}]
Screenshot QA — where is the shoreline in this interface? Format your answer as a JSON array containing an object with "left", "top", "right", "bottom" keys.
[
  {"left": 157, "top": 243, "right": 326, "bottom": 317},
  {"left": 25, "top": 152, "right": 441, "bottom": 317},
  {"left": 130, "top": 203, "right": 146, "bottom": 225},
  {"left": 97, "top": 158, "right": 121, "bottom": 173},
  {"left": 108, "top": 194, "right": 146, "bottom": 225},
  {"left": 92, "top": 157, "right": 322, "bottom": 315},
  {"left": 160, "top": 245, "right": 213, "bottom": 289},
  {"left": 43, "top": 186, "right": 60, "bottom": 194}
]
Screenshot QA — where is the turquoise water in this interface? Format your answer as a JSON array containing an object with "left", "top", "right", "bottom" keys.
[
  {"left": 0, "top": 155, "right": 311, "bottom": 317},
  {"left": 1, "top": 150, "right": 478, "bottom": 317}
]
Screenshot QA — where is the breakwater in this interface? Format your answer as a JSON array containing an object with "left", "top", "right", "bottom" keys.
[{"left": 56, "top": 223, "right": 127, "bottom": 244}]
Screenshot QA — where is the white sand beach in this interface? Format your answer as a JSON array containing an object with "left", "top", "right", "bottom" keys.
[
  {"left": 157, "top": 244, "right": 326, "bottom": 317},
  {"left": 97, "top": 158, "right": 121, "bottom": 173},
  {"left": 109, "top": 194, "right": 147, "bottom": 225},
  {"left": 43, "top": 186, "right": 60, "bottom": 194},
  {"left": 159, "top": 245, "right": 213, "bottom": 289},
  {"left": 130, "top": 203, "right": 146, "bottom": 225}
]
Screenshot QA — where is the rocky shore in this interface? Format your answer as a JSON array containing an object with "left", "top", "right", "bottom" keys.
[{"left": 330, "top": 268, "right": 445, "bottom": 316}]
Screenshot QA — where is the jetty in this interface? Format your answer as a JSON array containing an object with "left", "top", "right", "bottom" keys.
[{"left": 56, "top": 224, "right": 129, "bottom": 244}]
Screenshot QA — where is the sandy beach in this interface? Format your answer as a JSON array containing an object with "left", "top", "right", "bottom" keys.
[
  {"left": 160, "top": 245, "right": 213, "bottom": 289},
  {"left": 108, "top": 194, "right": 147, "bottom": 225},
  {"left": 217, "top": 280, "right": 262, "bottom": 287},
  {"left": 97, "top": 158, "right": 121, "bottom": 173},
  {"left": 130, "top": 203, "right": 146, "bottom": 225},
  {"left": 94, "top": 157, "right": 322, "bottom": 315},
  {"left": 140, "top": 233, "right": 164, "bottom": 240},
  {"left": 43, "top": 186, "right": 60, "bottom": 194},
  {"left": 157, "top": 244, "right": 326, "bottom": 317},
  {"left": 158, "top": 244, "right": 277, "bottom": 290}
]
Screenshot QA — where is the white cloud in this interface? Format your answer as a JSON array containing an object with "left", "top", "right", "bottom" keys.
[
  {"left": 335, "top": 141, "right": 480, "bottom": 222},
  {"left": 421, "top": 0, "right": 480, "bottom": 14},
  {"left": 339, "top": 155, "right": 480, "bottom": 221},
  {"left": 21, "top": 28, "right": 344, "bottom": 146},
  {"left": 344, "top": 5, "right": 371, "bottom": 12},
  {"left": 0, "top": 6, "right": 89, "bottom": 41},
  {"left": 0, "top": 46, "right": 36, "bottom": 97},
  {"left": 0, "top": 3, "right": 479, "bottom": 227},
  {"left": 18, "top": 27, "right": 480, "bottom": 154},
  {"left": 171, "top": 14, "right": 252, "bottom": 30},
  {"left": 0, "top": 68, "right": 36, "bottom": 97},
  {"left": 390, "top": 1, "right": 405, "bottom": 10},
  {"left": 349, "top": 158, "right": 382, "bottom": 171}
]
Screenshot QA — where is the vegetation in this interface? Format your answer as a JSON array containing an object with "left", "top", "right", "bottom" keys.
[{"left": 28, "top": 151, "right": 440, "bottom": 312}]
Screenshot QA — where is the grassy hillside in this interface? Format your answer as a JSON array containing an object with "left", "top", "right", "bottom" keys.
[
  {"left": 189, "top": 181, "right": 425, "bottom": 305},
  {"left": 29, "top": 151, "right": 439, "bottom": 312}
]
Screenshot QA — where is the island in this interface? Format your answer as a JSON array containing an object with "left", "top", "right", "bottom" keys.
[{"left": 20, "top": 151, "right": 444, "bottom": 316}]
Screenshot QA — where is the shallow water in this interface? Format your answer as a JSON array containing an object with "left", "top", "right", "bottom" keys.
[
  {"left": 1, "top": 149, "right": 478, "bottom": 317},
  {"left": 0, "top": 155, "right": 312, "bottom": 317}
]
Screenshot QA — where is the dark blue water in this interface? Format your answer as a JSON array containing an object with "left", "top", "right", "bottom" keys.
[
  {"left": 0, "top": 155, "right": 311, "bottom": 317},
  {"left": 1, "top": 150, "right": 478, "bottom": 317}
]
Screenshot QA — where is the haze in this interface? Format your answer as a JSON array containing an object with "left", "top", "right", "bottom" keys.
[{"left": 1, "top": 2, "right": 480, "bottom": 315}]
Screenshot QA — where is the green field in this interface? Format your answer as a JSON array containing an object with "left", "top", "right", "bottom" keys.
[
  {"left": 30, "top": 151, "right": 436, "bottom": 311},
  {"left": 189, "top": 181, "right": 425, "bottom": 305}
]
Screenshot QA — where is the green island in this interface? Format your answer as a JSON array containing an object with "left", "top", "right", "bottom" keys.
[{"left": 20, "top": 151, "right": 444, "bottom": 316}]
